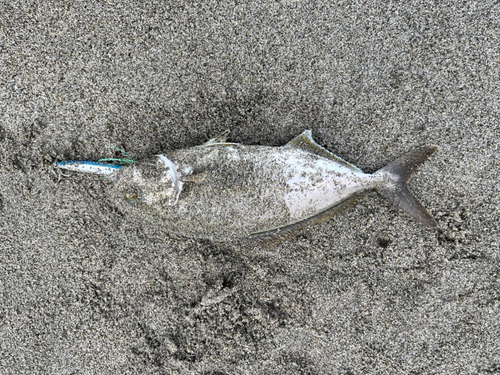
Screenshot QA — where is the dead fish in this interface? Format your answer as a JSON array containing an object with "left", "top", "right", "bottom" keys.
[{"left": 55, "top": 130, "right": 437, "bottom": 244}]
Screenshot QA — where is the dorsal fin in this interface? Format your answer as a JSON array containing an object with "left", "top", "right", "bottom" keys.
[
  {"left": 204, "top": 129, "right": 231, "bottom": 145},
  {"left": 286, "top": 130, "right": 361, "bottom": 172}
]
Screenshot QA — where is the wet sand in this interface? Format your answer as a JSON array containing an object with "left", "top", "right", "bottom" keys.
[{"left": 0, "top": 1, "right": 499, "bottom": 373}]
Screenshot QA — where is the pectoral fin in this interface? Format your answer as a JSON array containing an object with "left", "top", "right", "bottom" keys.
[{"left": 180, "top": 171, "right": 207, "bottom": 183}]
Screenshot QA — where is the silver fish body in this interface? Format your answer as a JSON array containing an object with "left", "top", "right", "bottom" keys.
[{"left": 57, "top": 131, "right": 438, "bottom": 243}]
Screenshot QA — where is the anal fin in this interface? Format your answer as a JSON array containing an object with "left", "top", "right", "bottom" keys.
[{"left": 244, "top": 191, "right": 366, "bottom": 248}]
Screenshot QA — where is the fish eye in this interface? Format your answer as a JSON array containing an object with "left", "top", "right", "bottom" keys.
[{"left": 124, "top": 191, "right": 138, "bottom": 203}]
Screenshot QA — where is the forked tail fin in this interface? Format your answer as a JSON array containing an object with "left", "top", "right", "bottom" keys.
[{"left": 374, "top": 146, "right": 438, "bottom": 227}]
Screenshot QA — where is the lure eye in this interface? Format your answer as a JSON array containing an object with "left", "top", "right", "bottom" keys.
[{"left": 124, "top": 191, "right": 138, "bottom": 203}]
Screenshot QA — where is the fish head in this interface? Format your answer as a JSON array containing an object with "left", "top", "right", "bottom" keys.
[{"left": 107, "top": 155, "right": 183, "bottom": 209}]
